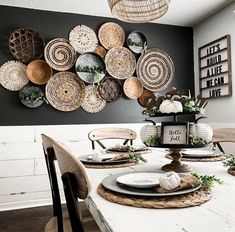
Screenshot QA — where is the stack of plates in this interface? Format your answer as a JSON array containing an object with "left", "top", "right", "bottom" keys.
[{"left": 182, "top": 149, "right": 216, "bottom": 158}]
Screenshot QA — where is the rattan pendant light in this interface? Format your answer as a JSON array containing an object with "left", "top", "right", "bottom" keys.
[{"left": 108, "top": 0, "right": 170, "bottom": 23}]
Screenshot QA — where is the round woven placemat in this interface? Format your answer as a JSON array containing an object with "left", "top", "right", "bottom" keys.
[
  {"left": 46, "top": 72, "right": 85, "bottom": 111},
  {"left": 84, "top": 161, "right": 137, "bottom": 169},
  {"left": 165, "top": 154, "right": 225, "bottom": 162},
  {"left": 81, "top": 85, "right": 106, "bottom": 113},
  {"left": 105, "top": 47, "right": 136, "bottom": 80},
  {"left": 98, "top": 77, "right": 122, "bottom": 102},
  {"left": 98, "top": 22, "right": 125, "bottom": 50},
  {"left": 69, "top": 25, "right": 98, "bottom": 53},
  {"left": 136, "top": 48, "right": 174, "bottom": 92},
  {"left": 0, "top": 60, "right": 29, "bottom": 91},
  {"left": 44, "top": 38, "right": 77, "bottom": 71},
  {"left": 228, "top": 168, "right": 235, "bottom": 176},
  {"left": 9, "top": 28, "right": 44, "bottom": 64},
  {"left": 97, "top": 184, "right": 211, "bottom": 208},
  {"left": 105, "top": 149, "right": 152, "bottom": 155}
]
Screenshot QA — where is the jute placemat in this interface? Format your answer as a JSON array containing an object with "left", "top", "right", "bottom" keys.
[
  {"left": 105, "top": 149, "right": 152, "bottom": 155},
  {"left": 84, "top": 161, "right": 137, "bottom": 169},
  {"left": 165, "top": 154, "right": 225, "bottom": 162},
  {"left": 97, "top": 184, "right": 211, "bottom": 208},
  {"left": 228, "top": 168, "right": 235, "bottom": 176}
]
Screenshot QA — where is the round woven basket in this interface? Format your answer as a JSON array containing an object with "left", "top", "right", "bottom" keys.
[
  {"left": 138, "top": 89, "right": 155, "bottom": 107},
  {"left": 0, "top": 60, "right": 29, "bottom": 91},
  {"left": 26, "top": 60, "right": 52, "bottom": 85},
  {"left": 98, "top": 77, "right": 122, "bottom": 102},
  {"left": 44, "top": 38, "right": 77, "bottom": 71},
  {"left": 9, "top": 28, "right": 44, "bottom": 64},
  {"left": 98, "top": 22, "right": 125, "bottom": 50},
  {"left": 69, "top": 25, "right": 98, "bottom": 53},
  {"left": 136, "top": 48, "right": 175, "bottom": 92},
  {"left": 105, "top": 47, "right": 136, "bottom": 80},
  {"left": 46, "top": 72, "right": 85, "bottom": 112},
  {"left": 94, "top": 46, "right": 107, "bottom": 59},
  {"left": 123, "top": 76, "right": 143, "bottom": 99}
]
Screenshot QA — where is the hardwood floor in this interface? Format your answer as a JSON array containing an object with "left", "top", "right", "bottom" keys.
[{"left": 0, "top": 203, "right": 100, "bottom": 232}]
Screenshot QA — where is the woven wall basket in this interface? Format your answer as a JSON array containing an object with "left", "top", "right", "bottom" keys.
[
  {"left": 105, "top": 47, "right": 136, "bottom": 80},
  {"left": 136, "top": 48, "right": 175, "bottom": 92},
  {"left": 46, "top": 72, "right": 85, "bottom": 112},
  {"left": 69, "top": 25, "right": 98, "bottom": 53},
  {"left": 0, "top": 60, "right": 29, "bottom": 91},
  {"left": 98, "top": 22, "right": 125, "bottom": 50},
  {"left": 9, "top": 28, "right": 44, "bottom": 64},
  {"left": 44, "top": 38, "right": 77, "bottom": 71},
  {"left": 123, "top": 76, "right": 143, "bottom": 99}
]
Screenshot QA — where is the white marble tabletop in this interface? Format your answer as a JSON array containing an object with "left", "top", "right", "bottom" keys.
[{"left": 78, "top": 148, "right": 235, "bottom": 232}]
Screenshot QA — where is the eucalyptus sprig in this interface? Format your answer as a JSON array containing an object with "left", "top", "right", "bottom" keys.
[
  {"left": 126, "top": 145, "right": 147, "bottom": 163},
  {"left": 191, "top": 173, "right": 223, "bottom": 189},
  {"left": 189, "top": 134, "right": 208, "bottom": 145},
  {"left": 223, "top": 155, "right": 235, "bottom": 168},
  {"left": 145, "top": 136, "right": 160, "bottom": 147}
]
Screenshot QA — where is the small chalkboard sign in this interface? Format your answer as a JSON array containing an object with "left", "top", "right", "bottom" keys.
[
  {"left": 161, "top": 122, "right": 189, "bottom": 145},
  {"left": 198, "top": 35, "right": 232, "bottom": 99}
]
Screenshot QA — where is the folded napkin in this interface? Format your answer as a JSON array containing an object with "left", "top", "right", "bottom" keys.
[
  {"left": 155, "top": 175, "right": 199, "bottom": 193},
  {"left": 110, "top": 153, "right": 130, "bottom": 161}
]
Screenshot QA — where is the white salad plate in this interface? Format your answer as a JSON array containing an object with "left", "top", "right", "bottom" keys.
[
  {"left": 116, "top": 172, "right": 161, "bottom": 188},
  {"left": 182, "top": 149, "right": 215, "bottom": 158}
]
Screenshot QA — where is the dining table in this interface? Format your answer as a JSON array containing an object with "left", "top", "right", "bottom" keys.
[{"left": 75, "top": 147, "right": 235, "bottom": 232}]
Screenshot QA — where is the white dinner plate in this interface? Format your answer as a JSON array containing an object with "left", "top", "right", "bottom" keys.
[
  {"left": 182, "top": 149, "right": 215, "bottom": 158},
  {"left": 116, "top": 172, "right": 161, "bottom": 188}
]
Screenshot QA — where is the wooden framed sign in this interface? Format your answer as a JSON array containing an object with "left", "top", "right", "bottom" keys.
[
  {"left": 198, "top": 35, "right": 232, "bottom": 99},
  {"left": 161, "top": 122, "right": 188, "bottom": 145}
]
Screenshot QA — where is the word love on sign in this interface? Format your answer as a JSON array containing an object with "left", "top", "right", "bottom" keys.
[
  {"left": 161, "top": 123, "right": 188, "bottom": 145},
  {"left": 198, "top": 35, "right": 232, "bottom": 99}
]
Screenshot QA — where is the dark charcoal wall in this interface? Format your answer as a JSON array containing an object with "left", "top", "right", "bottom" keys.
[{"left": 0, "top": 6, "right": 194, "bottom": 126}]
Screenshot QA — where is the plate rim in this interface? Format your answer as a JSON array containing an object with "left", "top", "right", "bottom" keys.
[{"left": 102, "top": 171, "right": 201, "bottom": 197}]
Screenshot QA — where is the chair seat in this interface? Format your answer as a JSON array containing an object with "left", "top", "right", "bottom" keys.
[
  {"left": 45, "top": 217, "right": 72, "bottom": 232},
  {"left": 45, "top": 203, "right": 100, "bottom": 232}
]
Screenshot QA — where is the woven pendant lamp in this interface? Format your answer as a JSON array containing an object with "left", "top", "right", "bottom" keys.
[{"left": 108, "top": 0, "right": 170, "bottom": 23}]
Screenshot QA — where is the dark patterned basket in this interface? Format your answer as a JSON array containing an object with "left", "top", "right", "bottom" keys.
[
  {"left": 9, "top": 28, "right": 44, "bottom": 64},
  {"left": 98, "top": 77, "right": 122, "bottom": 102}
]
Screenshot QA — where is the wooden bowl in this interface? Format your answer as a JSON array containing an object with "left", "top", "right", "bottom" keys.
[
  {"left": 123, "top": 76, "right": 143, "bottom": 99},
  {"left": 26, "top": 60, "right": 52, "bottom": 85}
]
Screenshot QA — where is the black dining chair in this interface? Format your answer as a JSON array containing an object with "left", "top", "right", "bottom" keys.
[
  {"left": 52, "top": 141, "right": 100, "bottom": 232},
  {"left": 41, "top": 134, "right": 70, "bottom": 232},
  {"left": 88, "top": 127, "right": 137, "bottom": 150}
]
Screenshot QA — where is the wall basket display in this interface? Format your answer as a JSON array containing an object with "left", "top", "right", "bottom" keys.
[{"left": 198, "top": 35, "right": 232, "bottom": 99}]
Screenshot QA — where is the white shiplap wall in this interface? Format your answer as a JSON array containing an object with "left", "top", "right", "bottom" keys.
[{"left": 0, "top": 123, "right": 145, "bottom": 211}]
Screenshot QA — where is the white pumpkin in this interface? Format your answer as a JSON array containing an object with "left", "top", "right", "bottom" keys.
[
  {"left": 159, "top": 100, "right": 183, "bottom": 114},
  {"left": 159, "top": 171, "right": 181, "bottom": 190},
  {"left": 189, "top": 123, "right": 213, "bottom": 143}
]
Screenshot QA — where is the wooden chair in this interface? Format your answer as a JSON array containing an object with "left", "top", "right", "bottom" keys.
[
  {"left": 53, "top": 142, "right": 100, "bottom": 232},
  {"left": 212, "top": 128, "right": 235, "bottom": 153},
  {"left": 41, "top": 134, "right": 67, "bottom": 232},
  {"left": 88, "top": 127, "right": 137, "bottom": 149}
]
